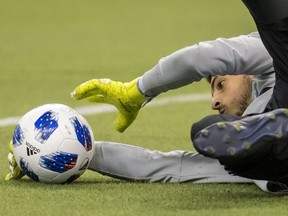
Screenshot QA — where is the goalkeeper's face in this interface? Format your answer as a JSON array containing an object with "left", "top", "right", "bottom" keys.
[{"left": 210, "top": 75, "right": 253, "bottom": 116}]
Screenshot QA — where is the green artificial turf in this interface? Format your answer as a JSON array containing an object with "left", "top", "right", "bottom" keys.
[{"left": 2, "top": 1, "right": 287, "bottom": 216}]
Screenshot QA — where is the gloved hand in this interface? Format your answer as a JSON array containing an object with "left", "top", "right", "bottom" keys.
[
  {"left": 71, "top": 78, "right": 149, "bottom": 132},
  {"left": 5, "top": 141, "right": 25, "bottom": 181}
]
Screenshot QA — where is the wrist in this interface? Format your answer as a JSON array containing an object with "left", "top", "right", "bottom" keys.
[{"left": 127, "top": 78, "right": 153, "bottom": 107}]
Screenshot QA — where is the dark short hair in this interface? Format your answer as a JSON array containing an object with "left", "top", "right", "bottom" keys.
[{"left": 206, "top": 75, "right": 212, "bottom": 83}]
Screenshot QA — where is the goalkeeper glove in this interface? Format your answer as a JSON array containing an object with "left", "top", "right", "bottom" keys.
[
  {"left": 5, "top": 141, "right": 25, "bottom": 181},
  {"left": 71, "top": 78, "right": 150, "bottom": 132}
]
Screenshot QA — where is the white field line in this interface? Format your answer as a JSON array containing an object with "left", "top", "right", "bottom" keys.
[{"left": 0, "top": 93, "right": 210, "bottom": 128}]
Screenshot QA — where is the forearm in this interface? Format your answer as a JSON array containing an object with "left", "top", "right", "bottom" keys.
[{"left": 139, "top": 32, "right": 273, "bottom": 97}]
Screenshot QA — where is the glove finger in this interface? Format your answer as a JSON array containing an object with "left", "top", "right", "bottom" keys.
[
  {"left": 114, "top": 111, "right": 138, "bottom": 133},
  {"left": 12, "top": 166, "right": 24, "bottom": 180},
  {"left": 9, "top": 140, "right": 14, "bottom": 153},
  {"left": 8, "top": 152, "right": 17, "bottom": 167},
  {"left": 71, "top": 79, "right": 111, "bottom": 100},
  {"left": 71, "top": 79, "right": 101, "bottom": 100},
  {"left": 114, "top": 116, "right": 128, "bottom": 133},
  {"left": 5, "top": 165, "right": 21, "bottom": 181},
  {"left": 87, "top": 95, "right": 115, "bottom": 104},
  {"left": 5, "top": 173, "right": 13, "bottom": 181},
  {"left": 5, "top": 165, "right": 24, "bottom": 181}
]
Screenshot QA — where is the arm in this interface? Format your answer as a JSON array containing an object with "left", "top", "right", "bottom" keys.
[
  {"left": 71, "top": 32, "right": 273, "bottom": 132},
  {"left": 139, "top": 32, "right": 274, "bottom": 96},
  {"left": 89, "top": 141, "right": 253, "bottom": 183}
]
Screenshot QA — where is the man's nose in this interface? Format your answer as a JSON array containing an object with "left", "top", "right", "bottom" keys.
[{"left": 211, "top": 96, "right": 221, "bottom": 111}]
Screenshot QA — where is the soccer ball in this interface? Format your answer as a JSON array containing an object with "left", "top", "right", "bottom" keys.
[{"left": 12, "top": 103, "right": 95, "bottom": 184}]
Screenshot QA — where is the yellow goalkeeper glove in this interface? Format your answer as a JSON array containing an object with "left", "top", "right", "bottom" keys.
[
  {"left": 5, "top": 141, "right": 25, "bottom": 181},
  {"left": 71, "top": 78, "right": 150, "bottom": 132}
]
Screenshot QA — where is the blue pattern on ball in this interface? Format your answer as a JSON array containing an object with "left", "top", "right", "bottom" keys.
[
  {"left": 34, "top": 111, "right": 58, "bottom": 144},
  {"left": 39, "top": 151, "right": 78, "bottom": 173},
  {"left": 70, "top": 117, "right": 92, "bottom": 151},
  {"left": 13, "top": 124, "right": 25, "bottom": 147}
]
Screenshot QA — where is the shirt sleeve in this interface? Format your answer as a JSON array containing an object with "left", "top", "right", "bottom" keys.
[{"left": 139, "top": 32, "right": 274, "bottom": 97}]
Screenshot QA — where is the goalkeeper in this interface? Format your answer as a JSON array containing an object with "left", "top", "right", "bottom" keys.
[{"left": 7, "top": 32, "right": 281, "bottom": 193}]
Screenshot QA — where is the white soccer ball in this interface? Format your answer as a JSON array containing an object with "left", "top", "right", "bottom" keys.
[{"left": 12, "top": 103, "right": 95, "bottom": 184}]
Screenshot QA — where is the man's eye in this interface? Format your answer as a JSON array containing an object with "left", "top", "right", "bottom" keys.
[{"left": 217, "top": 80, "right": 224, "bottom": 89}]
